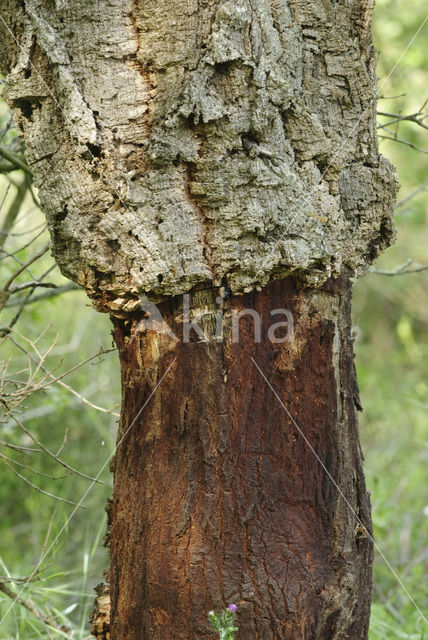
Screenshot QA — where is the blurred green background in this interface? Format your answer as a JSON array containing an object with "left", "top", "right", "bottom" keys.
[
  {"left": 354, "top": 0, "right": 428, "bottom": 637},
  {"left": 0, "top": 0, "right": 427, "bottom": 637}
]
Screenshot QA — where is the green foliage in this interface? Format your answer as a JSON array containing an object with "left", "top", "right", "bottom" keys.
[
  {"left": 0, "top": 0, "right": 427, "bottom": 637},
  {"left": 0, "top": 97, "right": 121, "bottom": 635},
  {"left": 354, "top": 1, "right": 428, "bottom": 636},
  {"left": 207, "top": 606, "right": 238, "bottom": 640}
]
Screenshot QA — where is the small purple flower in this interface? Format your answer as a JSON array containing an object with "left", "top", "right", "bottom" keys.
[{"left": 228, "top": 604, "right": 238, "bottom": 613}]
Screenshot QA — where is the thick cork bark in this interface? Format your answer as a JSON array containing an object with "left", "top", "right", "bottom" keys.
[
  {"left": 0, "top": 2, "right": 395, "bottom": 637},
  {"left": 0, "top": 0, "right": 396, "bottom": 310},
  {"left": 110, "top": 277, "right": 373, "bottom": 639}
]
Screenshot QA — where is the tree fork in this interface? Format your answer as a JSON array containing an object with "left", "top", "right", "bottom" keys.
[{"left": 109, "top": 277, "right": 372, "bottom": 639}]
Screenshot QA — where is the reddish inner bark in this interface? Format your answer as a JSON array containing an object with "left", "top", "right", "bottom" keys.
[{"left": 110, "top": 277, "right": 372, "bottom": 640}]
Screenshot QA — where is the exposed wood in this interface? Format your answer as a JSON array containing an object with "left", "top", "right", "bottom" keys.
[
  {"left": 0, "top": 1, "right": 397, "bottom": 637},
  {"left": 90, "top": 582, "right": 111, "bottom": 640},
  {"left": 111, "top": 277, "right": 372, "bottom": 639}
]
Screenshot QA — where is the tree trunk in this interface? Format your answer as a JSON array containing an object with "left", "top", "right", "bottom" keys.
[
  {"left": 0, "top": 0, "right": 397, "bottom": 638},
  {"left": 110, "top": 277, "right": 373, "bottom": 639}
]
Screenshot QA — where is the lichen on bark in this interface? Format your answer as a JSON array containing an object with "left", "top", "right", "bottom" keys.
[{"left": 1, "top": 0, "right": 397, "bottom": 316}]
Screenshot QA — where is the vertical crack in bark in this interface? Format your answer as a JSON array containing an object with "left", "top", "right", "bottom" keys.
[
  {"left": 1, "top": 0, "right": 396, "bottom": 310},
  {"left": 0, "top": 1, "right": 395, "bottom": 637},
  {"left": 183, "top": 160, "right": 212, "bottom": 263},
  {"left": 128, "top": 0, "right": 156, "bottom": 139},
  {"left": 109, "top": 276, "right": 373, "bottom": 639}
]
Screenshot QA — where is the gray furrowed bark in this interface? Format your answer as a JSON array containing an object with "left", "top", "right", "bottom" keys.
[
  {"left": 1, "top": 0, "right": 396, "bottom": 314},
  {"left": 0, "top": 2, "right": 397, "bottom": 638}
]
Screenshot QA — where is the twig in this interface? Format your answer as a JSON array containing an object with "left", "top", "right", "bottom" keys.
[
  {"left": 373, "top": 581, "right": 405, "bottom": 625},
  {"left": 377, "top": 100, "right": 428, "bottom": 131},
  {"left": 4, "top": 282, "right": 81, "bottom": 307},
  {"left": 394, "top": 182, "right": 428, "bottom": 210},
  {"left": 0, "top": 177, "right": 28, "bottom": 250},
  {"left": 0, "top": 221, "right": 46, "bottom": 239},
  {"left": 378, "top": 134, "right": 428, "bottom": 153},
  {"left": 0, "top": 116, "right": 14, "bottom": 143},
  {"left": 8, "top": 280, "right": 59, "bottom": 294},
  {"left": 0, "top": 145, "right": 31, "bottom": 174},
  {"left": 0, "top": 181, "right": 12, "bottom": 216},
  {"left": 7, "top": 410, "right": 103, "bottom": 484},
  {"left": 378, "top": 93, "right": 406, "bottom": 100},
  {"left": 0, "top": 457, "right": 85, "bottom": 507},
  {"left": 0, "top": 248, "right": 37, "bottom": 281},
  {"left": 0, "top": 224, "right": 47, "bottom": 261},
  {"left": 0, "top": 244, "right": 51, "bottom": 322},
  {"left": 7, "top": 335, "right": 120, "bottom": 417},
  {"left": 0, "top": 452, "right": 69, "bottom": 480},
  {"left": 26, "top": 176, "right": 41, "bottom": 209},
  {"left": 1, "top": 243, "right": 50, "bottom": 297},
  {"left": 0, "top": 440, "right": 41, "bottom": 453},
  {"left": 0, "top": 571, "right": 44, "bottom": 584},
  {"left": 370, "top": 259, "right": 428, "bottom": 276},
  {"left": 55, "top": 428, "right": 69, "bottom": 457},
  {"left": 0, "top": 581, "right": 72, "bottom": 636}
]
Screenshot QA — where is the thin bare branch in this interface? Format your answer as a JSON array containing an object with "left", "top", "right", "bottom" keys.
[
  {"left": 373, "top": 581, "right": 405, "bottom": 625},
  {"left": 378, "top": 93, "right": 406, "bottom": 100},
  {"left": 0, "top": 221, "right": 46, "bottom": 238},
  {"left": 8, "top": 280, "right": 58, "bottom": 294},
  {"left": 370, "top": 259, "right": 428, "bottom": 276},
  {"left": 6, "top": 335, "right": 120, "bottom": 417},
  {"left": 0, "top": 224, "right": 47, "bottom": 261},
  {"left": 0, "top": 116, "right": 14, "bottom": 143},
  {"left": 0, "top": 457, "right": 85, "bottom": 507},
  {"left": 0, "top": 178, "right": 28, "bottom": 251},
  {"left": 4, "top": 282, "right": 81, "bottom": 307},
  {"left": 0, "top": 581, "right": 73, "bottom": 637},
  {"left": 0, "top": 571, "right": 45, "bottom": 584},
  {"left": 0, "top": 181, "right": 12, "bottom": 215},
  {"left": 377, "top": 99, "right": 428, "bottom": 131},
  {"left": 1, "top": 243, "right": 49, "bottom": 295},
  {"left": 0, "top": 144, "right": 31, "bottom": 174},
  {"left": 53, "top": 429, "right": 69, "bottom": 459},
  {"left": 7, "top": 410, "right": 103, "bottom": 484},
  {"left": 0, "top": 452, "right": 69, "bottom": 480},
  {"left": 0, "top": 440, "right": 41, "bottom": 453},
  {"left": 26, "top": 177, "right": 41, "bottom": 209},
  {"left": 378, "top": 134, "right": 428, "bottom": 153},
  {"left": 395, "top": 182, "right": 428, "bottom": 210}
]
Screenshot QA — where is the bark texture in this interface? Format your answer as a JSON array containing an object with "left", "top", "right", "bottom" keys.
[
  {"left": 111, "top": 277, "right": 373, "bottom": 639},
  {"left": 0, "top": 1, "right": 397, "bottom": 638},
  {"left": 0, "top": 0, "right": 396, "bottom": 313}
]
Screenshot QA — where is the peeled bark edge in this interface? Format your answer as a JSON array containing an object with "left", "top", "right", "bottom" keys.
[
  {"left": 0, "top": 1, "right": 397, "bottom": 638},
  {"left": 0, "top": 0, "right": 397, "bottom": 316}
]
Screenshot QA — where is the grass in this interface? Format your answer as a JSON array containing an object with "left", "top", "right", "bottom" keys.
[
  {"left": 354, "top": 217, "right": 428, "bottom": 638},
  {"left": 355, "top": 3, "right": 428, "bottom": 634},
  {"left": 0, "top": 0, "right": 427, "bottom": 637},
  {"left": 0, "top": 517, "right": 107, "bottom": 639}
]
